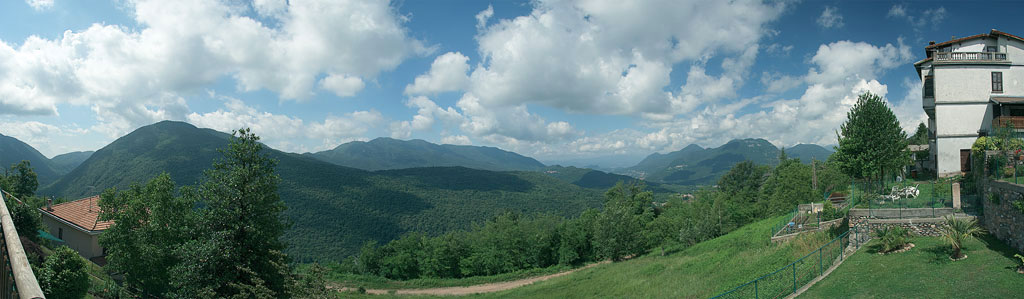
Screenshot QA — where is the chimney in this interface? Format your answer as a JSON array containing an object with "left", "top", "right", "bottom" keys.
[{"left": 47, "top": 198, "right": 53, "bottom": 211}]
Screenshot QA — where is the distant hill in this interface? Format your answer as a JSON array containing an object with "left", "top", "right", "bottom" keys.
[
  {"left": 40, "top": 121, "right": 604, "bottom": 261},
  {"left": 622, "top": 139, "right": 780, "bottom": 185},
  {"left": 0, "top": 133, "right": 62, "bottom": 186},
  {"left": 307, "top": 137, "right": 546, "bottom": 171},
  {"left": 49, "top": 151, "right": 94, "bottom": 174},
  {"left": 786, "top": 144, "right": 834, "bottom": 164},
  {"left": 542, "top": 153, "right": 649, "bottom": 172}
]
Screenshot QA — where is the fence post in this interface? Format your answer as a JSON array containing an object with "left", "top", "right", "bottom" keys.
[
  {"left": 792, "top": 263, "right": 797, "bottom": 294},
  {"left": 755, "top": 279, "right": 758, "bottom": 299},
  {"left": 819, "top": 247, "right": 823, "bottom": 276}
]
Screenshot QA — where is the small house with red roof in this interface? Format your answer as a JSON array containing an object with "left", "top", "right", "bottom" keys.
[{"left": 38, "top": 196, "right": 112, "bottom": 263}]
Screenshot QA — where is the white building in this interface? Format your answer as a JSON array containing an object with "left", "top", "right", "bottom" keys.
[{"left": 915, "top": 29, "right": 1024, "bottom": 176}]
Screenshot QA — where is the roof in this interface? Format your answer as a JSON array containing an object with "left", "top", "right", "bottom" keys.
[
  {"left": 926, "top": 29, "right": 1024, "bottom": 50},
  {"left": 40, "top": 195, "right": 112, "bottom": 232},
  {"left": 991, "top": 96, "right": 1024, "bottom": 104}
]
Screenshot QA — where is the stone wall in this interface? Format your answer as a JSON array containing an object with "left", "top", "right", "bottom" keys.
[
  {"left": 982, "top": 180, "right": 1024, "bottom": 253},
  {"left": 848, "top": 216, "right": 958, "bottom": 237},
  {"left": 848, "top": 208, "right": 956, "bottom": 219}
]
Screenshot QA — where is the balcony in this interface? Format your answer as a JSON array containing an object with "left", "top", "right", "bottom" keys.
[
  {"left": 0, "top": 190, "right": 45, "bottom": 299},
  {"left": 934, "top": 52, "right": 1009, "bottom": 64},
  {"left": 993, "top": 116, "right": 1024, "bottom": 129}
]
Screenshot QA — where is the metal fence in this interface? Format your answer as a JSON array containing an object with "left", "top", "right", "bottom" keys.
[
  {"left": 713, "top": 223, "right": 869, "bottom": 299},
  {"left": 769, "top": 208, "right": 798, "bottom": 238}
]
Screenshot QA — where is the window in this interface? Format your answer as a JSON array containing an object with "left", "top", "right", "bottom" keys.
[
  {"left": 986, "top": 46, "right": 998, "bottom": 53},
  {"left": 924, "top": 76, "right": 934, "bottom": 98},
  {"left": 993, "top": 72, "right": 1003, "bottom": 92},
  {"left": 58, "top": 227, "right": 62, "bottom": 240}
]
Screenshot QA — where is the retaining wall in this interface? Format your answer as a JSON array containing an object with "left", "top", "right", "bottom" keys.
[
  {"left": 848, "top": 208, "right": 956, "bottom": 219},
  {"left": 848, "top": 216, "right": 973, "bottom": 237},
  {"left": 982, "top": 180, "right": 1024, "bottom": 253}
]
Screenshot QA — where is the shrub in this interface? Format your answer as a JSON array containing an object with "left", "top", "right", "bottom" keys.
[
  {"left": 939, "top": 216, "right": 986, "bottom": 260},
  {"left": 38, "top": 246, "right": 89, "bottom": 299},
  {"left": 874, "top": 226, "right": 910, "bottom": 253},
  {"left": 1014, "top": 254, "right": 1024, "bottom": 273}
]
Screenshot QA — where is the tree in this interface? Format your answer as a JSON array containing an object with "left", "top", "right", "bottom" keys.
[
  {"left": 170, "top": 128, "right": 291, "bottom": 297},
  {"left": 717, "top": 161, "right": 769, "bottom": 224},
  {"left": 98, "top": 173, "right": 199, "bottom": 297},
  {"left": 592, "top": 182, "right": 654, "bottom": 261},
  {"left": 4, "top": 160, "right": 38, "bottom": 199},
  {"left": 833, "top": 92, "right": 910, "bottom": 183},
  {"left": 908, "top": 122, "right": 929, "bottom": 145},
  {"left": 38, "top": 246, "right": 90, "bottom": 299},
  {"left": 761, "top": 157, "right": 815, "bottom": 215},
  {"left": 939, "top": 216, "right": 985, "bottom": 260}
]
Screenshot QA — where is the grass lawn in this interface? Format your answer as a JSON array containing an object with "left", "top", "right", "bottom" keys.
[
  {"left": 800, "top": 235, "right": 1024, "bottom": 298},
  {"left": 340, "top": 213, "right": 832, "bottom": 298},
  {"left": 325, "top": 264, "right": 574, "bottom": 290},
  {"left": 479, "top": 214, "right": 831, "bottom": 298}
]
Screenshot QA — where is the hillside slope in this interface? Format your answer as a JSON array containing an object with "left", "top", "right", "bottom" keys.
[
  {"left": 308, "top": 137, "right": 545, "bottom": 171},
  {"left": 0, "top": 133, "right": 62, "bottom": 185},
  {"left": 623, "top": 139, "right": 780, "bottom": 185},
  {"left": 484, "top": 214, "right": 828, "bottom": 298},
  {"left": 40, "top": 121, "right": 604, "bottom": 261},
  {"left": 787, "top": 144, "right": 833, "bottom": 163},
  {"left": 50, "top": 151, "right": 94, "bottom": 174}
]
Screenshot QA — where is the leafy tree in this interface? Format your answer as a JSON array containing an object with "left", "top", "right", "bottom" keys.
[
  {"left": 645, "top": 198, "right": 686, "bottom": 256},
  {"left": 38, "top": 246, "right": 89, "bottom": 299},
  {"left": 290, "top": 263, "right": 332, "bottom": 299},
  {"left": 98, "top": 173, "right": 199, "bottom": 296},
  {"left": 4, "top": 160, "right": 38, "bottom": 199},
  {"left": 8, "top": 198, "right": 42, "bottom": 243},
  {"left": 170, "top": 128, "right": 291, "bottom": 297},
  {"left": 833, "top": 92, "right": 910, "bottom": 183},
  {"left": 939, "top": 216, "right": 985, "bottom": 260},
  {"left": 761, "top": 157, "right": 815, "bottom": 215},
  {"left": 717, "top": 161, "right": 769, "bottom": 224},
  {"left": 592, "top": 182, "right": 654, "bottom": 261},
  {"left": 908, "top": 122, "right": 929, "bottom": 145},
  {"left": 556, "top": 209, "right": 598, "bottom": 265}
]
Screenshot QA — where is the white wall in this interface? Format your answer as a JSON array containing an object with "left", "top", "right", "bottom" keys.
[
  {"left": 936, "top": 136, "right": 975, "bottom": 175},
  {"left": 40, "top": 215, "right": 103, "bottom": 260},
  {"left": 934, "top": 103, "right": 990, "bottom": 136}
]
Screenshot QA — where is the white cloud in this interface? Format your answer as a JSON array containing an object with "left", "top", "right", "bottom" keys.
[
  {"left": 817, "top": 6, "right": 844, "bottom": 29},
  {"left": 457, "top": 93, "right": 577, "bottom": 143},
  {"left": 187, "top": 97, "right": 383, "bottom": 153},
  {"left": 887, "top": 5, "right": 906, "bottom": 18},
  {"left": 467, "top": 0, "right": 786, "bottom": 116},
  {"left": 0, "top": 0, "right": 427, "bottom": 137},
  {"left": 441, "top": 135, "right": 471, "bottom": 145},
  {"left": 475, "top": 5, "right": 493, "bottom": 30},
  {"left": 893, "top": 77, "right": 927, "bottom": 133},
  {"left": 319, "top": 74, "right": 365, "bottom": 98},
  {"left": 404, "top": 52, "right": 471, "bottom": 95},
  {"left": 761, "top": 72, "right": 802, "bottom": 93},
  {"left": 25, "top": 0, "right": 53, "bottom": 11}
]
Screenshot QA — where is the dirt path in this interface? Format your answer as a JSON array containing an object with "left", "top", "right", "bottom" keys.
[{"left": 332, "top": 261, "right": 609, "bottom": 296}]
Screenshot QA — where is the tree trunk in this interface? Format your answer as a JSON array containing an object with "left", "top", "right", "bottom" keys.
[{"left": 952, "top": 247, "right": 962, "bottom": 260}]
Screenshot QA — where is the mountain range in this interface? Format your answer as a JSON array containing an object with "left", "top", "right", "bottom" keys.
[
  {"left": 619, "top": 139, "right": 833, "bottom": 185},
  {"left": 0, "top": 133, "right": 65, "bottom": 186},
  {"left": 306, "top": 137, "right": 545, "bottom": 172},
  {"left": 35, "top": 121, "right": 606, "bottom": 261}
]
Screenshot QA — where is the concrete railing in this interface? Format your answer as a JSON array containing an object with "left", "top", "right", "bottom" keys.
[
  {"left": 0, "top": 189, "right": 45, "bottom": 299},
  {"left": 934, "top": 51, "right": 1008, "bottom": 62}
]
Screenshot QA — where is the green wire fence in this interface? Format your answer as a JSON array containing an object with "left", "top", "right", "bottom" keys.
[{"left": 713, "top": 223, "right": 869, "bottom": 299}]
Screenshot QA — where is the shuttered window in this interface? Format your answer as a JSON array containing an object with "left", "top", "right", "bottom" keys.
[{"left": 992, "top": 72, "right": 1003, "bottom": 92}]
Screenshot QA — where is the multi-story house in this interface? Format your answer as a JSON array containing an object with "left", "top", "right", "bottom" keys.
[{"left": 915, "top": 29, "right": 1024, "bottom": 176}]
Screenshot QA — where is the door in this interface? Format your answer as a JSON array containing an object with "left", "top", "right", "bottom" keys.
[{"left": 960, "top": 149, "right": 971, "bottom": 172}]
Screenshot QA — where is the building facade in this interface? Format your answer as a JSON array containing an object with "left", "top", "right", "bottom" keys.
[
  {"left": 39, "top": 195, "right": 111, "bottom": 264},
  {"left": 915, "top": 29, "right": 1024, "bottom": 176}
]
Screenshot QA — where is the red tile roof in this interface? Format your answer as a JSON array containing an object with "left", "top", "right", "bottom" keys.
[
  {"left": 41, "top": 196, "right": 112, "bottom": 232},
  {"left": 926, "top": 29, "right": 1024, "bottom": 49}
]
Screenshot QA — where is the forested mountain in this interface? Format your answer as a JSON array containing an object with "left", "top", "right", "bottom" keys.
[
  {"left": 622, "top": 139, "right": 780, "bottom": 185},
  {"left": 39, "top": 121, "right": 605, "bottom": 261},
  {"left": 49, "top": 151, "right": 94, "bottom": 174},
  {"left": 0, "top": 133, "right": 62, "bottom": 185},
  {"left": 786, "top": 144, "right": 834, "bottom": 163},
  {"left": 307, "top": 137, "right": 546, "bottom": 171}
]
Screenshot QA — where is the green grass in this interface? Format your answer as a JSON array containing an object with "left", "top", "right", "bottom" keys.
[
  {"left": 852, "top": 180, "right": 953, "bottom": 209},
  {"left": 336, "top": 214, "right": 830, "bottom": 299},
  {"left": 474, "top": 214, "right": 831, "bottom": 298},
  {"left": 324, "top": 264, "right": 574, "bottom": 290},
  {"left": 800, "top": 235, "right": 1024, "bottom": 298}
]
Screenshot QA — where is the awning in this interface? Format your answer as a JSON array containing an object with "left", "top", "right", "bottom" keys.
[
  {"left": 991, "top": 96, "right": 1024, "bottom": 104},
  {"left": 37, "top": 229, "right": 64, "bottom": 245}
]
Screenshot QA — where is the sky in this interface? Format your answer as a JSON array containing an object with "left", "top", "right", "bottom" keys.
[{"left": 1, "top": 0, "right": 1022, "bottom": 165}]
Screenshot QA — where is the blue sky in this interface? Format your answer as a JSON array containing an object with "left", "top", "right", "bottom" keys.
[{"left": 0, "top": 0, "right": 1022, "bottom": 165}]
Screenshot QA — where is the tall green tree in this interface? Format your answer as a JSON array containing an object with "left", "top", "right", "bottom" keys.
[
  {"left": 98, "top": 173, "right": 199, "bottom": 297},
  {"left": 717, "top": 161, "right": 769, "bottom": 224},
  {"left": 833, "top": 92, "right": 910, "bottom": 182},
  {"left": 38, "top": 246, "right": 89, "bottom": 299},
  {"left": 4, "top": 160, "right": 38, "bottom": 199},
  {"left": 761, "top": 157, "right": 815, "bottom": 215},
  {"left": 592, "top": 182, "right": 654, "bottom": 261},
  {"left": 908, "top": 122, "right": 929, "bottom": 145},
  {"left": 170, "top": 128, "right": 291, "bottom": 298}
]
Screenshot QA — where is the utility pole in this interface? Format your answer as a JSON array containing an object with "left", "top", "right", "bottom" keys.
[{"left": 812, "top": 159, "right": 818, "bottom": 191}]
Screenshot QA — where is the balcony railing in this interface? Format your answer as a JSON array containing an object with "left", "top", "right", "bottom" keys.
[
  {"left": 934, "top": 52, "right": 1008, "bottom": 63},
  {"left": 0, "top": 189, "right": 45, "bottom": 299},
  {"left": 994, "top": 116, "right": 1024, "bottom": 129}
]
